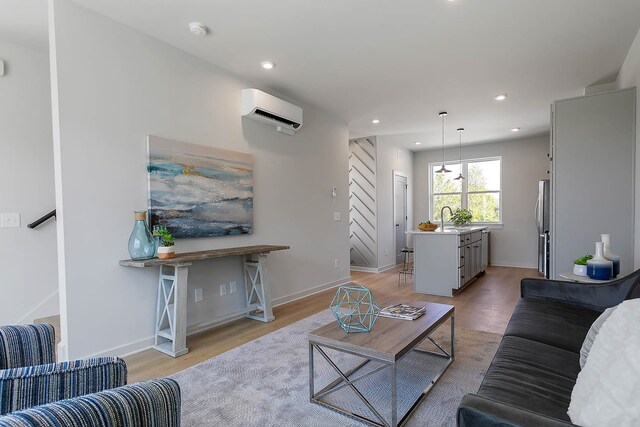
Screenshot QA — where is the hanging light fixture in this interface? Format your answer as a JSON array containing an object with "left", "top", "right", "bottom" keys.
[
  {"left": 436, "top": 112, "right": 451, "bottom": 173},
  {"left": 454, "top": 128, "right": 465, "bottom": 180}
]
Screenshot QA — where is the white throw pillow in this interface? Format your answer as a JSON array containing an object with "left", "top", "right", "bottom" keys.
[
  {"left": 568, "top": 299, "right": 640, "bottom": 426},
  {"left": 579, "top": 306, "right": 616, "bottom": 369}
]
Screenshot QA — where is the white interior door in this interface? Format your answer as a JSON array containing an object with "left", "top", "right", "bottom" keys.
[{"left": 394, "top": 174, "right": 408, "bottom": 264}]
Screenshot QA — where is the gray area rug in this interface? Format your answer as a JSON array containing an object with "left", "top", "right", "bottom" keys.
[{"left": 170, "top": 310, "right": 501, "bottom": 426}]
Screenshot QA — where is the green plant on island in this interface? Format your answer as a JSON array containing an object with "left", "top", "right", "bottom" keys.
[
  {"left": 155, "top": 228, "right": 175, "bottom": 247},
  {"left": 451, "top": 208, "right": 473, "bottom": 226},
  {"left": 573, "top": 254, "right": 593, "bottom": 265}
]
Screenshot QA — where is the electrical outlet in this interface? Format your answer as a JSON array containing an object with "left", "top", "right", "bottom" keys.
[
  {"left": 334, "top": 259, "right": 339, "bottom": 269},
  {"left": 333, "top": 212, "right": 340, "bottom": 221},
  {"left": 194, "top": 288, "right": 203, "bottom": 302},
  {"left": 229, "top": 281, "right": 237, "bottom": 294},
  {"left": 219, "top": 284, "right": 227, "bottom": 296},
  {"left": 0, "top": 213, "right": 20, "bottom": 228}
]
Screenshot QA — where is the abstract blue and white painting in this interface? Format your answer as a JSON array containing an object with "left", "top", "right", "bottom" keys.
[{"left": 147, "top": 135, "right": 253, "bottom": 238}]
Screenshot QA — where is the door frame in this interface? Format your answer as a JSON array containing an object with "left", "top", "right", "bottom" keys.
[{"left": 392, "top": 171, "right": 409, "bottom": 265}]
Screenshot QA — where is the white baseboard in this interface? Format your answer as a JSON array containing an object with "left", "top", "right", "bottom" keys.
[
  {"left": 101, "top": 276, "right": 353, "bottom": 358},
  {"left": 89, "top": 336, "right": 155, "bottom": 359},
  {"left": 186, "top": 310, "right": 251, "bottom": 337},
  {"left": 350, "top": 266, "right": 378, "bottom": 273},
  {"left": 377, "top": 263, "right": 396, "bottom": 273},
  {"left": 351, "top": 264, "right": 395, "bottom": 273},
  {"left": 490, "top": 262, "right": 538, "bottom": 269},
  {"left": 188, "top": 276, "right": 352, "bottom": 337},
  {"left": 271, "top": 276, "right": 352, "bottom": 306}
]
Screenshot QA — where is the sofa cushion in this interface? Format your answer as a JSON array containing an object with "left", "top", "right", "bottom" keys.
[
  {"left": 579, "top": 305, "right": 617, "bottom": 369},
  {"left": 568, "top": 299, "right": 640, "bottom": 426},
  {"left": 477, "top": 336, "right": 581, "bottom": 422},
  {"left": 504, "top": 298, "right": 600, "bottom": 353}
]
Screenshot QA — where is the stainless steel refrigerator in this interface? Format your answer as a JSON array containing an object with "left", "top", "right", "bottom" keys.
[{"left": 536, "top": 179, "right": 550, "bottom": 278}]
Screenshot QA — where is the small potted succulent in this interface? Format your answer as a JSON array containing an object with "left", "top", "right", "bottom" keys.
[
  {"left": 155, "top": 227, "right": 175, "bottom": 259},
  {"left": 573, "top": 254, "right": 593, "bottom": 277},
  {"left": 451, "top": 208, "right": 473, "bottom": 227}
]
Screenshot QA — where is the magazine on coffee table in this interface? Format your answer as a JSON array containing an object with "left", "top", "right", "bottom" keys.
[{"left": 380, "top": 303, "right": 426, "bottom": 320}]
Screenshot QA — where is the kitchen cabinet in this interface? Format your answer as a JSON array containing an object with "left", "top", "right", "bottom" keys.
[{"left": 410, "top": 226, "right": 488, "bottom": 296}]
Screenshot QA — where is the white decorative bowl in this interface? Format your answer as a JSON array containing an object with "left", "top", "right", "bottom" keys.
[
  {"left": 157, "top": 246, "right": 175, "bottom": 259},
  {"left": 573, "top": 264, "right": 587, "bottom": 276}
]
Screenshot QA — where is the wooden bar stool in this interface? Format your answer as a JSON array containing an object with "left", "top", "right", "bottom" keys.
[{"left": 398, "top": 247, "right": 414, "bottom": 286}]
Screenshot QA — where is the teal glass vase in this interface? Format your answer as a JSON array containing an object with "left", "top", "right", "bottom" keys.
[{"left": 128, "top": 211, "right": 155, "bottom": 260}]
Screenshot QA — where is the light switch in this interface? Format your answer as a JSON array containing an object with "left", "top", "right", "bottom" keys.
[
  {"left": 0, "top": 213, "right": 20, "bottom": 228},
  {"left": 333, "top": 212, "right": 340, "bottom": 221}
]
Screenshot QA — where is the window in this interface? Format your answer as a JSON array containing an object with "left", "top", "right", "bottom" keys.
[{"left": 430, "top": 157, "right": 502, "bottom": 224}]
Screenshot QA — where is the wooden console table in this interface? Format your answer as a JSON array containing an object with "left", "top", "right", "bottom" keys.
[{"left": 120, "top": 245, "right": 289, "bottom": 357}]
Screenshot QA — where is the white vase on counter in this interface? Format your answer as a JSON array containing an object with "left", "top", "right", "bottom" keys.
[
  {"left": 586, "top": 242, "right": 613, "bottom": 281},
  {"left": 600, "top": 234, "right": 620, "bottom": 278}
]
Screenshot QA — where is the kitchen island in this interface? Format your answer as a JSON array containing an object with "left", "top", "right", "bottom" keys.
[{"left": 409, "top": 226, "right": 488, "bottom": 296}]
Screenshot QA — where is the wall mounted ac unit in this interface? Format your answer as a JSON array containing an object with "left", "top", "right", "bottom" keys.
[{"left": 241, "top": 88, "right": 303, "bottom": 135}]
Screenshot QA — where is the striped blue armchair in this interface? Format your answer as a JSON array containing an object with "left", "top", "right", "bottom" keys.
[
  {"left": 0, "top": 324, "right": 127, "bottom": 415},
  {"left": 0, "top": 378, "right": 180, "bottom": 427},
  {"left": 0, "top": 324, "right": 181, "bottom": 426}
]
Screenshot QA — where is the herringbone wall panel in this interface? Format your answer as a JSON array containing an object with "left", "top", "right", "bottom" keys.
[{"left": 349, "top": 137, "right": 377, "bottom": 267}]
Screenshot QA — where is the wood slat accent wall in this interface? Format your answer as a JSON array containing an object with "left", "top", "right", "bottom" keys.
[{"left": 349, "top": 137, "right": 377, "bottom": 268}]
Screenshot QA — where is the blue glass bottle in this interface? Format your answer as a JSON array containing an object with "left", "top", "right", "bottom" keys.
[
  {"left": 601, "top": 234, "right": 620, "bottom": 278},
  {"left": 587, "top": 242, "right": 613, "bottom": 281},
  {"left": 128, "top": 211, "right": 155, "bottom": 260}
]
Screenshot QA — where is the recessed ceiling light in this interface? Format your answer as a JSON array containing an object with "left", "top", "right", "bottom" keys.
[
  {"left": 511, "top": 127, "right": 521, "bottom": 132},
  {"left": 414, "top": 141, "right": 422, "bottom": 145},
  {"left": 371, "top": 119, "right": 380, "bottom": 124},
  {"left": 260, "top": 61, "right": 276, "bottom": 70},
  {"left": 494, "top": 94, "right": 508, "bottom": 101},
  {"left": 189, "top": 22, "right": 209, "bottom": 36}
]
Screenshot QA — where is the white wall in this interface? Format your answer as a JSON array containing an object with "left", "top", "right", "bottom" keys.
[
  {"left": 413, "top": 135, "right": 549, "bottom": 268},
  {"left": 0, "top": 40, "right": 58, "bottom": 324},
  {"left": 617, "top": 28, "right": 640, "bottom": 269},
  {"left": 375, "top": 137, "right": 413, "bottom": 270},
  {"left": 49, "top": 0, "right": 350, "bottom": 359}
]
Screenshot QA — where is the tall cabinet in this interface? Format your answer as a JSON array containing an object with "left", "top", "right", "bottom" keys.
[{"left": 551, "top": 88, "right": 636, "bottom": 279}]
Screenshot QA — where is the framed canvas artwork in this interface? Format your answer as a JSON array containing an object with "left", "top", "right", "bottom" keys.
[{"left": 147, "top": 135, "right": 253, "bottom": 238}]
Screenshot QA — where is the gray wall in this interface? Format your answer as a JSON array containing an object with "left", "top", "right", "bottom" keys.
[
  {"left": 618, "top": 28, "right": 640, "bottom": 269},
  {"left": 0, "top": 40, "right": 58, "bottom": 324},
  {"left": 375, "top": 137, "right": 414, "bottom": 270},
  {"left": 413, "top": 135, "right": 549, "bottom": 268},
  {"left": 551, "top": 89, "right": 635, "bottom": 278},
  {"left": 50, "top": 0, "right": 351, "bottom": 359}
]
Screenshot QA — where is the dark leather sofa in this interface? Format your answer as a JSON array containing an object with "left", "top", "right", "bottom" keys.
[{"left": 457, "top": 270, "right": 640, "bottom": 426}]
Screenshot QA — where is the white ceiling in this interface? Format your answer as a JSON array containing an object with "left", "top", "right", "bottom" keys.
[{"left": 4, "top": 1, "right": 640, "bottom": 150}]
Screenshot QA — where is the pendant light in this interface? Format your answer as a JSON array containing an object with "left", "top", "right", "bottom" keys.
[
  {"left": 454, "top": 128, "right": 465, "bottom": 180},
  {"left": 436, "top": 112, "right": 451, "bottom": 173}
]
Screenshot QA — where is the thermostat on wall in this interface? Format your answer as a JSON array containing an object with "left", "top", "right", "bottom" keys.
[{"left": 0, "top": 59, "right": 4, "bottom": 77}]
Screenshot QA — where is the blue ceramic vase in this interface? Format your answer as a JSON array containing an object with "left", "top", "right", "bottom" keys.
[{"left": 587, "top": 242, "right": 613, "bottom": 281}]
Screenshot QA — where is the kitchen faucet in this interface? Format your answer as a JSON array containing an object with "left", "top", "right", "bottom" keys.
[{"left": 440, "top": 206, "right": 453, "bottom": 230}]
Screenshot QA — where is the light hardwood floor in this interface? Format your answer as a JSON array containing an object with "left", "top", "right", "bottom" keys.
[{"left": 124, "top": 265, "right": 537, "bottom": 383}]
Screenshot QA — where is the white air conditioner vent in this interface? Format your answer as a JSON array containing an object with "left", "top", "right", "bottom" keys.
[{"left": 242, "top": 89, "right": 303, "bottom": 135}]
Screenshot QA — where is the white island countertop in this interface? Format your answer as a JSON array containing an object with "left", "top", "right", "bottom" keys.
[
  {"left": 408, "top": 226, "right": 488, "bottom": 235},
  {"left": 410, "top": 226, "right": 489, "bottom": 296}
]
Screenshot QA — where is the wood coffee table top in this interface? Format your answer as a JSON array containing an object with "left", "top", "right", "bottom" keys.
[{"left": 309, "top": 301, "right": 454, "bottom": 363}]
